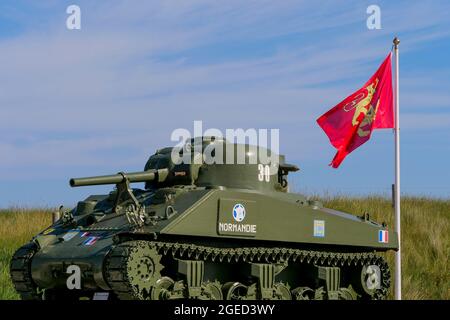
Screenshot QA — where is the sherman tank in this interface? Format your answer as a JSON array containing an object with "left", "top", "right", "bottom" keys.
[{"left": 10, "top": 137, "right": 398, "bottom": 300}]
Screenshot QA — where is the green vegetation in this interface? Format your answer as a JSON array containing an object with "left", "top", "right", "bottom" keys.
[
  {"left": 321, "top": 196, "right": 449, "bottom": 299},
  {"left": 0, "top": 197, "right": 448, "bottom": 300},
  {"left": 0, "top": 208, "right": 52, "bottom": 300}
]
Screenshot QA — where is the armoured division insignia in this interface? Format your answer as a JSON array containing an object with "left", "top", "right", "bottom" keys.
[
  {"left": 313, "top": 220, "right": 325, "bottom": 237},
  {"left": 217, "top": 199, "right": 257, "bottom": 237},
  {"left": 232, "top": 203, "right": 246, "bottom": 222}
]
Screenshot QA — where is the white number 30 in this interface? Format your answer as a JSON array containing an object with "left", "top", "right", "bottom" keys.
[{"left": 258, "top": 164, "right": 271, "bottom": 182}]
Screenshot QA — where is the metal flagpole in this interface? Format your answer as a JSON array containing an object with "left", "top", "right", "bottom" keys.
[{"left": 393, "top": 37, "right": 401, "bottom": 300}]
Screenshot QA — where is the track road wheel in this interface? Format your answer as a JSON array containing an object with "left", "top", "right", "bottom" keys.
[
  {"left": 361, "top": 265, "right": 381, "bottom": 294},
  {"left": 273, "top": 283, "right": 292, "bottom": 300},
  {"left": 338, "top": 286, "right": 358, "bottom": 300},
  {"left": 223, "top": 282, "right": 248, "bottom": 300},
  {"left": 291, "top": 287, "right": 314, "bottom": 300},
  {"left": 151, "top": 276, "right": 175, "bottom": 300},
  {"left": 200, "top": 281, "right": 223, "bottom": 300},
  {"left": 359, "top": 263, "right": 390, "bottom": 299}
]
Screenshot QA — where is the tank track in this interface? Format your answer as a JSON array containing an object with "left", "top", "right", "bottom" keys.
[
  {"left": 9, "top": 243, "right": 42, "bottom": 300},
  {"left": 105, "top": 240, "right": 391, "bottom": 300}
]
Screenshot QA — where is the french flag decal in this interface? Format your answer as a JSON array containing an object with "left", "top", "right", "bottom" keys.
[
  {"left": 378, "top": 230, "right": 389, "bottom": 243},
  {"left": 83, "top": 236, "right": 98, "bottom": 246}
]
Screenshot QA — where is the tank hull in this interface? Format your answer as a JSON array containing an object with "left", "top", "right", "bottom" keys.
[{"left": 11, "top": 187, "right": 397, "bottom": 300}]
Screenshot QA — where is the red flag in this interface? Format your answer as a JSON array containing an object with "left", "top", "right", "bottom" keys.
[{"left": 317, "top": 53, "right": 394, "bottom": 168}]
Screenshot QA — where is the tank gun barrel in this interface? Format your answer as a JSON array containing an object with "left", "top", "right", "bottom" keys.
[{"left": 69, "top": 169, "right": 169, "bottom": 187}]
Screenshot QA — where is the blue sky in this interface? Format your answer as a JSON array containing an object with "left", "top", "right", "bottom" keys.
[{"left": 1, "top": 0, "right": 449, "bottom": 207}]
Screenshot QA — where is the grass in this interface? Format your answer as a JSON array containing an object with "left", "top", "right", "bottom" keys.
[
  {"left": 321, "top": 196, "right": 449, "bottom": 300},
  {"left": 0, "top": 208, "right": 52, "bottom": 300},
  {"left": 0, "top": 197, "right": 448, "bottom": 300}
]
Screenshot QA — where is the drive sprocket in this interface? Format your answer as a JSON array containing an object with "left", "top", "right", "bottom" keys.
[{"left": 105, "top": 240, "right": 163, "bottom": 300}]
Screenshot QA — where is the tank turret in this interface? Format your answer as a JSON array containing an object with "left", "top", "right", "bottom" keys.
[{"left": 143, "top": 137, "right": 299, "bottom": 192}]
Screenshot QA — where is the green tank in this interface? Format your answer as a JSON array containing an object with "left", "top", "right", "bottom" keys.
[{"left": 10, "top": 137, "right": 398, "bottom": 300}]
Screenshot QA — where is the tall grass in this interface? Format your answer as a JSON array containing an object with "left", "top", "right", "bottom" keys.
[
  {"left": 0, "top": 197, "right": 448, "bottom": 300},
  {"left": 321, "top": 196, "right": 449, "bottom": 299},
  {"left": 0, "top": 208, "right": 52, "bottom": 300}
]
